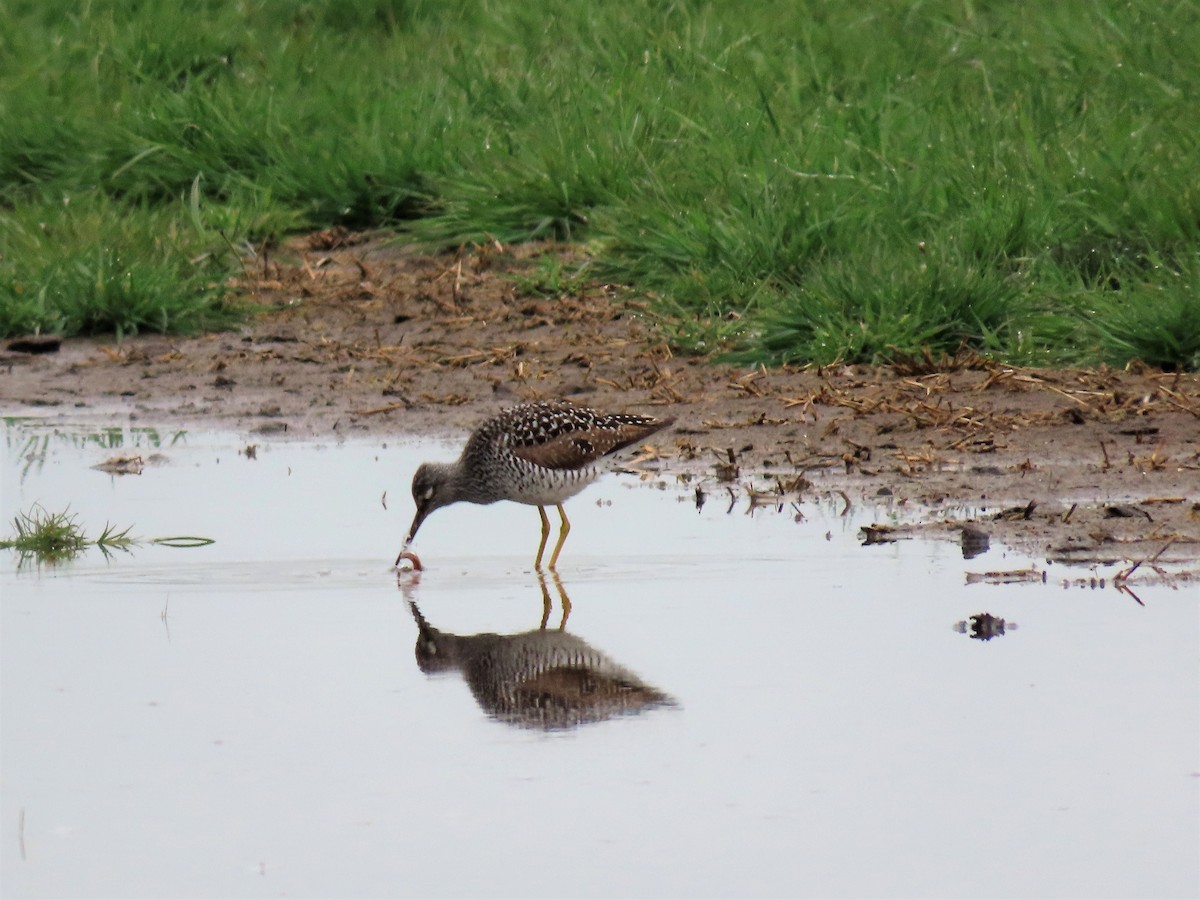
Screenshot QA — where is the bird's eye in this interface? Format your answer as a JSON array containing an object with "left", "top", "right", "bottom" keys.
[{"left": 422, "top": 486, "right": 435, "bottom": 500}]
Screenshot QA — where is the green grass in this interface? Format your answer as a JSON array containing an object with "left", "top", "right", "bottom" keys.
[
  {"left": 0, "top": 192, "right": 242, "bottom": 337},
  {"left": 1, "top": 0, "right": 1198, "bottom": 369},
  {"left": 510, "top": 254, "right": 594, "bottom": 299},
  {"left": 0, "top": 505, "right": 130, "bottom": 562},
  {"left": 0, "top": 503, "right": 214, "bottom": 563}
]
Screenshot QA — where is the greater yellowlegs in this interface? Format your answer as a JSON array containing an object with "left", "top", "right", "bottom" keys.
[{"left": 397, "top": 400, "right": 673, "bottom": 569}]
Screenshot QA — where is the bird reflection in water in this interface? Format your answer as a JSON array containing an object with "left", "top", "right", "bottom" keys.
[{"left": 405, "top": 573, "right": 677, "bottom": 731}]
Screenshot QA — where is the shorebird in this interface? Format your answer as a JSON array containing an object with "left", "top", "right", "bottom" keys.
[{"left": 397, "top": 399, "right": 673, "bottom": 569}]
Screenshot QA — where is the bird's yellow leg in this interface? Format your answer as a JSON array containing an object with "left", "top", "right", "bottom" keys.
[
  {"left": 534, "top": 505, "right": 551, "bottom": 569},
  {"left": 547, "top": 503, "right": 571, "bottom": 570}
]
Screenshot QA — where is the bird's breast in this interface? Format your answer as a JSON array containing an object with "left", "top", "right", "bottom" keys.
[{"left": 502, "top": 462, "right": 600, "bottom": 507}]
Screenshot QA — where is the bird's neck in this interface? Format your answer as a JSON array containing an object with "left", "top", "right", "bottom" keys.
[{"left": 444, "top": 455, "right": 499, "bottom": 504}]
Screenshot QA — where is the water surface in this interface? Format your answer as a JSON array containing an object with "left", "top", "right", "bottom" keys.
[{"left": 2, "top": 423, "right": 1196, "bottom": 899}]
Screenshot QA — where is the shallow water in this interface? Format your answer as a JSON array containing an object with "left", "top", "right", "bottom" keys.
[{"left": 1, "top": 422, "right": 1197, "bottom": 899}]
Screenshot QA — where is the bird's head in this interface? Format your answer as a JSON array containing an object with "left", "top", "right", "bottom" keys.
[{"left": 397, "top": 462, "right": 455, "bottom": 563}]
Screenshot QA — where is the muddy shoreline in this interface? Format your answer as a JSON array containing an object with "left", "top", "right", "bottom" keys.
[{"left": 4, "top": 233, "right": 1199, "bottom": 579}]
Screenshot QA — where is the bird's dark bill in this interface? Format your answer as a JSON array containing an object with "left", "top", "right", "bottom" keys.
[{"left": 396, "top": 507, "right": 427, "bottom": 564}]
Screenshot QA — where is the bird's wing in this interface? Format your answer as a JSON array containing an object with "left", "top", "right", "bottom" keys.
[
  {"left": 495, "top": 401, "right": 672, "bottom": 471},
  {"left": 509, "top": 428, "right": 639, "bottom": 470}
]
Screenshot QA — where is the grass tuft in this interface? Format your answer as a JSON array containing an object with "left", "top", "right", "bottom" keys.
[
  {"left": 733, "top": 247, "right": 1031, "bottom": 367},
  {"left": 1085, "top": 254, "right": 1200, "bottom": 372},
  {"left": 509, "top": 254, "right": 593, "bottom": 299},
  {"left": 0, "top": 504, "right": 214, "bottom": 563},
  {"left": 0, "top": 506, "right": 88, "bottom": 562},
  {"left": 0, "top": 194, "right": 241, "bottom": 338}
]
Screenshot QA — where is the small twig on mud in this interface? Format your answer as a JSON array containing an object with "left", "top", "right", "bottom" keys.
[
  {"left": 1062, "top": 503, "right": 1078, "bottom": 524},
  {"left": 1162, "top": 395, "right": 1200, "bottom": 419},
  {"left": 1115, "top": 539, "right": 1176, "bottom": 584},
  {"left": 300, "top": 256, "right": 325, "bottom": 280},
  {"left": 993, "top": 500, "right": 1038, "bottom": 521},
  {"left": 727, "top": 371, "right": 769, "bottom": 397},
  {"left": 351, "top": 402, "right": 408, "bottom": 416},
  {"left": 1115, "top": 559, "right": 1144, "bottom": 582},
  {"left": 1147, "top": 540, "right": 1176, "bottom": 566},
  {"left": 1131, "top": 441, "right": 1171, "bottom": 472},
  {"left": 710, "top": 447, "right": 739, "bottom": 482},
  {"left": 1044, "top": 383, "right": 1095, "bottom": 409}
]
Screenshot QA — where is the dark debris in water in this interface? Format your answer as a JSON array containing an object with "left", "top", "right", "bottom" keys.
[{"left": 954, "top": 613, "right": 1016, "bottom": 641}]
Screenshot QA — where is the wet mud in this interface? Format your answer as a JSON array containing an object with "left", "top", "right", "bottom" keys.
[{"left": 4, "top": 232, "right": 1199, "bottom": 576}]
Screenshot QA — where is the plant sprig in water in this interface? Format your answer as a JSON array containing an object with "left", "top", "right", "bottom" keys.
[{"left": 0, "top": 505, "right": 213, "bottom": 563}]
